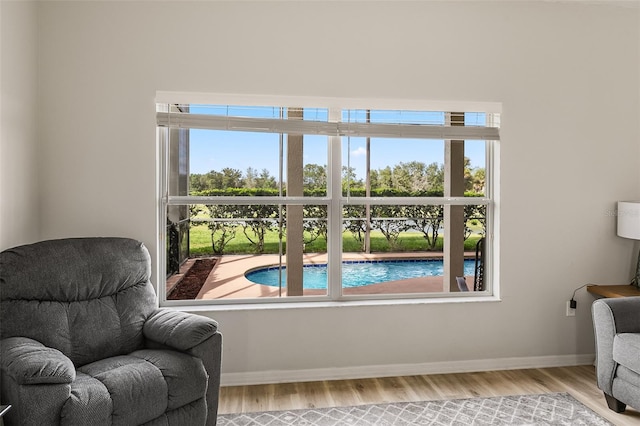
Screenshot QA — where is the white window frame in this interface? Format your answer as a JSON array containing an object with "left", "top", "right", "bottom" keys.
[{"left": 156, "top": 92, "right": 501, "bottom": 308}]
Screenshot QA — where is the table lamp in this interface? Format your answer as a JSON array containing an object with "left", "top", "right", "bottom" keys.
[{"left": 617, "top": 201, "right": 640, "bottom": 288}]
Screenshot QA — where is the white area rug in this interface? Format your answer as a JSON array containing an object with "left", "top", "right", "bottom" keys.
[{"left": 217, "top": 392, "right": 613, "bottom": 425}]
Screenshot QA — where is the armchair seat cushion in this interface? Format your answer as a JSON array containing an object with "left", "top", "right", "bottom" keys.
[
  {"left": 615, "top": 365, "right": 640, "bottom": 389},
  {"left": 613, "top": 333, "right": 640, "bottom": 375},
  {"left": 62, "top": 350, "right": 208, "bottom": 425}
]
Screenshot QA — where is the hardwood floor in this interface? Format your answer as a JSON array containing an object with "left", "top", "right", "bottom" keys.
[{"left": 219, "top": 365, "right": 640, "bottom": 425}]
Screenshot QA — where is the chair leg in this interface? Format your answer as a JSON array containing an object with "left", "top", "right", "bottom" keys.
[{"left": 604, "top": 393, "right": 626, "bottom": 413}]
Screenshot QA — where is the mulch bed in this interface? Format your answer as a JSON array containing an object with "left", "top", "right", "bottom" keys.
[{"left": 167, "top": 257, "right": 217, "bottom": 300}]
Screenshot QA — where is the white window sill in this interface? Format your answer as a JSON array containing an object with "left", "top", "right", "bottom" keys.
[{"left": 161, "top": 294, "right": 501, "bottom": 312}]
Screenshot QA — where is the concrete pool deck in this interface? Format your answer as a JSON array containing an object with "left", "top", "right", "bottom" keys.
[{"left": 185, "top": 251, "right": 477, "bottom": 300}]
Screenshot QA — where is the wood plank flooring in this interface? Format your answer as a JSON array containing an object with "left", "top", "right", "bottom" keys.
[{"left": 218, "top": 365, "right": 640, "bottom": 425}]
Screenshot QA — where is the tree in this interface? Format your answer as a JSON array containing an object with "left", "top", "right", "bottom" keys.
[
  {"left": 405, "top": 204, "right": 444, "bottom": 251},
  {"left": 237, "top": 204, "right": 278, "bottom": 253},
  {"left": 468, "top": 168, "right": 485, "bottom": 193},
  {"left": 374, "top": 166, "right": 393, "bottom": 190},
  {"left": 303, "top": 164, "right": 327, "bottom": 191},
  {"left": 370, "top": 161, "right": 444, "bottom": 193},
  {"left": 190, "top": 171, "right": 222, "bottom": 192},
  {"left": 189, "top": 169, "right": 234, "bottom": 191},
  {"left": 302, "top": 205, "right": 327, "bottom": 247},
  {"left": 244, "top": 167, "right": 258, "bottom": 189},
  {"left": 220, "top": 168, "right": 244, "bottom": 189},
  {"left": 256, "top": 168, "right": 277, "bottom": 189},
  {"left": 343, "top": 205, "right": 367, "bottom": 251},
  {"left": 391, "top": 163, "right": 411, "bottom": 191},
  {"left": 204, "top": 205, "right": 239, "bottom": 254},
  {"left": 393, "top": 162, "right": 429, "bottom": 192},
  {"left": 424, "top": 162, "right": 444, "bottom": 192},
  {"left": 342, "top": 166, "right": 363, "bottom": 192},
  {"left": 464, "top": 204, "right": 486, "bottom": 239},
  {"left": 189, "top": 174, "right": 205, "bottom": 192},
  {"left": 370, "top": 205, "right": 411, "bottom": 250}
]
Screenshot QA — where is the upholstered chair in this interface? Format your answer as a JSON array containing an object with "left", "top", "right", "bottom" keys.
[
  {"left": 0, "top": 237, "right": 222, "bottom": 425},
  {"left": 592, "top": 296, "right": 640, "bottom": 413}
]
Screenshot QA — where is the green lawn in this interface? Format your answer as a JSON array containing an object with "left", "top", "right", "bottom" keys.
[{"left": 188, "top": 224, "right": 483, "bottom": 256}]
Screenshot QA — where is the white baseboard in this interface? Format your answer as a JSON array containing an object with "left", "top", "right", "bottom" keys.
[{"left": 220, "top": 353, "right": 595, "bottom": 387}]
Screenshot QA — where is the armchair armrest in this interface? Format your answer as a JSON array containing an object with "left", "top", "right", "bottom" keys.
[
  {"left": 143, "top": 309, "right": 218, "bottom": 351},
  {"left": 592, "top": 297, "right": 640, "bottom": 394},
  {"left": 0, "top": 337, "right": 75, "bottom": 385}
]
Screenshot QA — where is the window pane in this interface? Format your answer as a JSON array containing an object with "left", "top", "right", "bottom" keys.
[
  {"left": 190, "top": 104, "right": 285, "bottom": 119},
  {"left": 342, "top": 109, "right": 445, "bottom": 125},
  {"left": 463, "top": 113, "right": 487, "bottom": 197},
  {"left": 166, "top": 203, "right": 329, "bottom": 300},
  {"left": 180, "top": 129, "right": 281, "bottom": 195},
  {"left": 342, "top": 203, "right": 448, "bottom": 294},
  {"left": 167, "top": 128, "right": 189, "bottom": 197},
  {"left": 166, "top": 204, "right": 189, "bottom": 276},
  {"left": 190, "top": 105, "right": 328, "bottom": 122},
  {"left": 464, "top": 204, "right": 487, "bottom": 291},
  {"left": 343, "top": 204, "right": 446, "bottom": 252},
  {"left": 167, "top": 129, "right": 329, "bottom": 196},
  {"left": 445, "top": 203, "right": 487, "bottom": 292},
  {"left": 464, "top": 140, "right": 486, "bottom": 196},
  {"left": 342, "top": 138, "right": 488, "bottom": 197},
  {"left": 301, "top": 136, "right": 328, "bottom": 196},
  {"left": 342, "top": 137, "right": 445, "bottom": 196},
  {"left": 340, "top": 202, "right": 485, "bottom": 295}
]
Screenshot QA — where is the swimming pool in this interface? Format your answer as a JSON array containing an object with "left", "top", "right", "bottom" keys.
[{"left": 245, "top": 259, "right": 475, "bottom": 289}]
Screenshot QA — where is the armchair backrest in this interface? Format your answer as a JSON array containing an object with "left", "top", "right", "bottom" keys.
[{"left": 0, "top": 237, "right": 157, "bottom": 367}]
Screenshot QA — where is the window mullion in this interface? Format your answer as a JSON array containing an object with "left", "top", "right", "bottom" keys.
[
  {"left": 157, "top": 126, "right": 169, "bottom": 302},
  {"left": 327, "top": 109, "right": 342, "bottom": 300}
]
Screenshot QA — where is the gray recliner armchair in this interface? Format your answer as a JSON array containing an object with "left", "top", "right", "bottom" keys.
[
  {"left": 0, "top": 237, "right": 222, "bottom": 425},
  {"left": 592, "top": 296, "right": 640, "bottom": 413}
]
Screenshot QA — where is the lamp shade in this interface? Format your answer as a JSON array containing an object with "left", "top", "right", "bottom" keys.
[{"left": 618, "top": 201, "right": 640, "bottom": 240}]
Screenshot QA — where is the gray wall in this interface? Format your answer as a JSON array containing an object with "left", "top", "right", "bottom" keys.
[
  {"left": 0, "top": 1, "right": 40, "bottom": 249},
  {"left": 2, "top": 1, "right": 639, "bottom": 384}
]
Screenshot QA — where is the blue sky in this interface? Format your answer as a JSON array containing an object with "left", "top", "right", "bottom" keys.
[{"left": 187, "top": 106, "right": 486, "bottom": 179}]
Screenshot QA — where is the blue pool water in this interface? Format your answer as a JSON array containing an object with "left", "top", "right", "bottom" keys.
[{"left": 245, "top": 259, "right": 475, "bottom": 289}]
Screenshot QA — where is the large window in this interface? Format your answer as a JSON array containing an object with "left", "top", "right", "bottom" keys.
[{"left": 157, "top": 96, "right": 500, "bottom": 305}]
